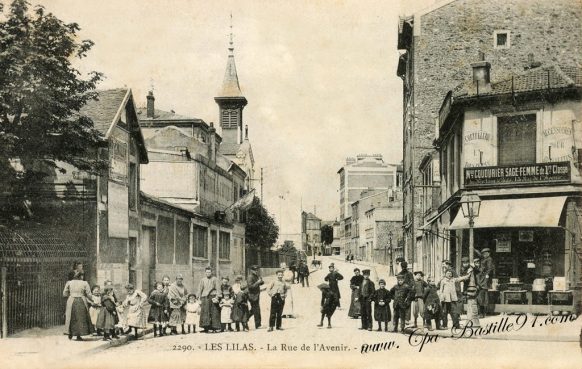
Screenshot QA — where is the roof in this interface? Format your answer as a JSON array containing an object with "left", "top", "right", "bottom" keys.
[
  {"left": 219, "top": 47, "right": 244, "bottom": 97},
  {"left": 80, "top": 88, "right": 129, "bottom": 135},
  {"left": 136, "top": 107, "right": 194, "bottom": 121},
  {"left": 220, "top": 142, "right": 241, "bottom": 155},
  {"left": 453, "top": 64, "right": 582, "bottom": 99}
]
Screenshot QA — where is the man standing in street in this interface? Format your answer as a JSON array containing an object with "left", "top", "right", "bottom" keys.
[
  {"left": 324, "top": 263, "right": 344, "bottom": 308},
  {"left": 479, "top": 248, "right": 495, "bottom": 317},
  {"left": 298, "top": 261, "right": 310, "bottom": 287},
  {"left": 267, "top": 270, "right": 290, "bottom": 331},
  {"left": 247, "top": 265, "right": 264, "bottom": 329},
  {"left": 398, "top": 261, "right": 414, "bottom": 324},
  {"left": 357, "top": 269, "right": 375, "bottom": 331}
]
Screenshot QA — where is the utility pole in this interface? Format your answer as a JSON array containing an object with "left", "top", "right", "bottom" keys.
[{"left": 260, "top": 167, "right": 264, "bottom": 203}]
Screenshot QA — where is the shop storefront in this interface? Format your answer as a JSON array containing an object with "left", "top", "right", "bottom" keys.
[{"left": 450, "top": 196, "right": 581, "bottom": 314}]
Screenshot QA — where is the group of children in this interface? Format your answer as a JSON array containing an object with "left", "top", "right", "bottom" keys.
[{"left": 85, "top": 274, "right": 252, "bottom": 341}]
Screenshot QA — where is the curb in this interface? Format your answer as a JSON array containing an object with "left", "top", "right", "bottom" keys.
[{"left": 78, "top": 327, "right": 155, "bottom": 356}]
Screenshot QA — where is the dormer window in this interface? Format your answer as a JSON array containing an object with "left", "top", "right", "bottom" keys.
[{"left": 494, "top": 30, "right": 510, "bottom": 49}]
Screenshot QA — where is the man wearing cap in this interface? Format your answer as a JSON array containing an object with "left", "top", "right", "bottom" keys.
[
  {"left": 267, "top": 270, "right": 290, "bottom": 331},
  {"left": 459, "top": 256, "right": 471, "bottom": 313},
  {"left": 298, "top": 260, "right": 310, "bottom": 287},
  {"left": 356, "top": 269, "right": 375, "bottom": 331},
  {"left": 247, "top": 265, "right": 264, "bottom": 329},
  {"left": 390, "top": 274, "right": 414, "bottom": 332},
  {"left": 479, "top": 248, "right": 494, "bottom": 316},
  {"left": 411, "top": 271, "right": 427, "bottom": 328},
  {"left": 472, "top": 258, "right": 489, "bottom": 318},
  {"left": 324, "top": 263, "right": 344, "bottom": 308}
]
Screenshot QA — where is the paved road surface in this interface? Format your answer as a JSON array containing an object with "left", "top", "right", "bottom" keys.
[{"left": 74, "top": 256, "right": 580, "bottom": 368}]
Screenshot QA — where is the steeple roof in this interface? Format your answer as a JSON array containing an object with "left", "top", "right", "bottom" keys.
[{"left": 218, "top": 29, "right": 244, "bottom": 98}]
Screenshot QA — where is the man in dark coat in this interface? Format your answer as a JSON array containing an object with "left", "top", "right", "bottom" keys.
[
  {"left": 247, "top": 265, "right": 264, "bottom": 329},
  {"left": 480, "top": 248, "right": 495, "bottom": 316},
  {"left": 324, "top": 263, "right": 344, "bottom": 307},
  {"left": 398, "top": 261, "right": 414, "bottom": 323},
  {"left": 472, "top": 258, "right": 489, "bottom": 318},
  {"left": 357, "top": 269, "right": 375, "bottom": 331},
  {"left": 298, "top": 261, "right": 310, "bottom": 287},
  {"left": 390, "top": 274, "right": 414, "bottom": 333}
]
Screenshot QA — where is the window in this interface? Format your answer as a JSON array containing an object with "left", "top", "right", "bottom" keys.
[
  {"left": 175, "top": 220, "right": 190, "bottom": 264},
  {"left": 158, "top": 216, "right": 174, "bottom": 264},
  {"left": 494, "top": 30, "right": 510, "bottom": 49},
  {"left": 129, "top": 163, "right": 137, "bottom": 210},
  {"left": 219, "top": 231, "right": 230, "bottom": 260},
  {"left": 498, "top": 114, "right": 536, "bottom": 166},
  {"left": 193, "top": 225, "right": 208, "bottom": 258}
]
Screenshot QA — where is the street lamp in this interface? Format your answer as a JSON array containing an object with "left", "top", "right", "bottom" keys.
[
  {"left": 459, "top": 191, "right": 481, "bottom": 264},
  {"left": 387, "top": 231, "right": 394, "bottom": 276},
  {"left": 459, "top": 191, "right": 481, "bottom": 327}
]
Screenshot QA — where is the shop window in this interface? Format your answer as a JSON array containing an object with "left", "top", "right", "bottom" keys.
[
  {"left": 494, "top": 30, "right": 510, "bottom": 49},
  {"left": 498, "top": 114, "right": 537, "bottom": 166}
]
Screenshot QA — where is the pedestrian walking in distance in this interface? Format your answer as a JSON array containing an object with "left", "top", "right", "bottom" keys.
[
  {"left": 298, "top": 261, "right": 310, "bottom": 287},
  {"left": 247, "top": 265, "right": 264, "bottom": 329},
  {"left": 324, "top": 263, "right": 344, "bottom": 308},
  {"left": 267, "top": 270, "right": 290, "bottom": 332},
  {"left": 148, "top": 281, "right": 169, "bottom": 337},
  {"left": 373, "top": 279, "right": 392, "bottom": 332},
  {"left": 357, "top": 269, "right": 375, "bottom": 331},
  {"left": 317, "top": 283, "right": 338, "bottom": 328}
]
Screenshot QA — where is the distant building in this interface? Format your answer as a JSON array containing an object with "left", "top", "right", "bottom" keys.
[
  {"left": 338, "top": 154, "right": 400, "bottom": 256},
  {"left": 321, "top": 220, "right": 341, "bottom": 255},
  {"left": 301, "top": 211, "right": 322, "bottom": 256}
]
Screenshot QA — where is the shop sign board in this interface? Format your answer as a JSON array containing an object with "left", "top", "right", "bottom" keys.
[
  {"left": 496, "top": 239, "right": 511, "bottom": 253},
  {"left": 464, "top": 161, "right": 570, "bottom": 187}
]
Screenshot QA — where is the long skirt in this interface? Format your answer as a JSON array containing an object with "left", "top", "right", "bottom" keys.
[
  {"left": 169, "top": 308, "right": 186, "bottom": 327},
  {"left": 68, "top": 298, "right": 94, "bottom": 336},
  {"left": 348, "top": 289, "right": 361, "bottom": 318},
  {"left": 282, "top": 288, "right": 294, "bottom": 317},
  {"left": 374, "top": 303, "right": 391, "bottom": 322},
  {"left": 200, "top": 297, "right": 221, "bottom": 331},
  {"left": 96, "top": 309, "right": 118, "bottom": 330},
  {"left": 148, "top": 305, "right": 168, "bottom": 323}
]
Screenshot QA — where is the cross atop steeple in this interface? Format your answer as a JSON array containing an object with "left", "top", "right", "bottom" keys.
[
  {"left": 217, "top": 13, "right": 245, "bottom": 99},
  {"left": 229, "top": 12, "right": 234, "bottom": 54}
]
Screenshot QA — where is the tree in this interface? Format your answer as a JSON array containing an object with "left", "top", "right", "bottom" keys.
[
  {"left": 245, "top": 197, "right": 279, "bottom": 250},
  {"left": 321, "top": 224, "right": 334, "bottom": 246},
  {"left": 0, "top": 0, "right": 104, "bottom": 215}
]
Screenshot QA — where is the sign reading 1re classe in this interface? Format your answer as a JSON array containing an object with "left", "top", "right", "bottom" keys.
[{"left": 464, "top": 162, "right": 571, "bottom": 187}]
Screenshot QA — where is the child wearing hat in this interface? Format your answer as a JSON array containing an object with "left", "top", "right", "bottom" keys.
[
  {"left": 317, "top": 283, "right": 338, "bottom": 328},
  {"left": 373, "top": 279, "right": 391, "bottom": 331},
  {"left": 389, "top": 275, "right": 414, "bottom": 332},
  {"left": 411, "top": 271, "right": 427, "bottom": 328}
]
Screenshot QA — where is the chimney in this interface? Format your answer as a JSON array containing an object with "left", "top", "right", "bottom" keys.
[
  {"left": 245, "top": 125, "right": 249, "bottom": 140},
  {"left": 146, "top": 91, "right": 155, "bottom": 118},
  {"left": 471, "top": 52, "right": 491, "bottom": 94},
  {"left": 208, "top": 122, "right": 216, "bottom": 163}
]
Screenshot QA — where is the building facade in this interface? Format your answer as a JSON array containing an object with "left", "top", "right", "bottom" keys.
[
  {"left": 397, "top": 0, "right": 582, "bottom": 270},
  {"left": 338, "top": 154, "right": 400, "bottom": 256},
  {"left": 434, "top": 59, "right": 582, "bottom": 313},
  {"left": 301, "top": 211, "right": 322, "bottom": 256}
]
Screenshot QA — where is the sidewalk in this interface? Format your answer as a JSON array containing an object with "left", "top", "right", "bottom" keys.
[{"left": 328, "top": 254, "right": 582, "bottom": 342}]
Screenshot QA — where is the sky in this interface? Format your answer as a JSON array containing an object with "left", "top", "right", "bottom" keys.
[{"left": 25, "top": 0, "right": 434, "bottom": 241}]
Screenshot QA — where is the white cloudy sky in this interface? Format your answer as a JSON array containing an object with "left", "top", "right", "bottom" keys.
[{"left": 28, "top": 0, "right": 433, "bottom": 240}]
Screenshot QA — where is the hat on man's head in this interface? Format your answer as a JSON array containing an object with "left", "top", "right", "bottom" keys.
[
  {"left": 481, "top": 248, "right": 491, "bottom": 253},
  {"left": 354, "top": 268, "right": 360, "bottom": 273},
  {"left": 176, "top": 274, "right": 184, "bottom": 279},
  {"left": 396, "top": 274, "right": 405, "bottom": 280},
  {"left": 400, "top": 261, "right": 408, "bottom": 268},
  {"left": 329, "top": 263, "right": 335, "bottom": 268},
  {"left": 125, "top": 283, "right": 134, "bottom": 290},
  {"left": 414, "top": 271, "right": 424, "bottom": 277},
  {"left": 362, "top": 269, "right": 371, "bottom": 276},
  {"left": 461, "top": 256, "right": 470, "bottom": 262},
  {"left": 251, "top": 265, "right": 259, "bottom": 271},
  {"left": 442, "top": 259, "right": 451, "bottom": 265},
  {"left": 378, "top": 279, "right": 386, "bottom": 284}
]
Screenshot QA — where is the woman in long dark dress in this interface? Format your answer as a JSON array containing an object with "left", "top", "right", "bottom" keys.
[
  {"left": 348, "top": 268, "right": 364, "bottom": 318},
  {"left": 63, "top": 272, "right": 94, "bottom": 340}
]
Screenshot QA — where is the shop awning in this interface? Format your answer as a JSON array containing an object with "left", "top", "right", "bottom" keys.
[{"left": 449, "top": 197, "right": 567, "bottom": 230}]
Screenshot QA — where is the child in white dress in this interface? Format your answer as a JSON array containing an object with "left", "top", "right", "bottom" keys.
[
  {"left": 219, "top": 292, "right": 234, "bottom": 332},
  {"left": 89, "top": 285, "right": 102, "bottom": 335},
  {"left": 184, "top": 294, "right": 200, "bottom": 334}
]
